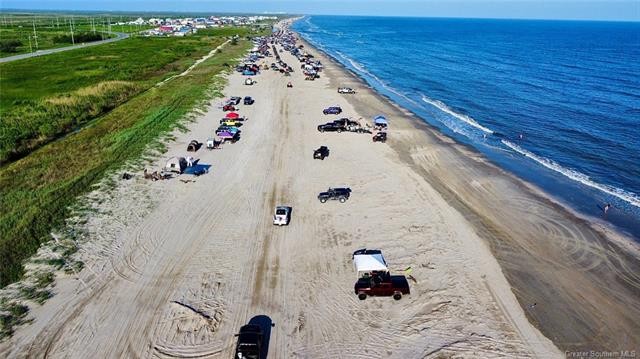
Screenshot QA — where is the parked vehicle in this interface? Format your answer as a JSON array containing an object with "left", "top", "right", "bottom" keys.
[
  {"left": 354, "top": 275, "right": 410, "bottom": 300},
  {"left": 317, "top": 123, "right": 343, "bottom": 133},
  {"left": 229, "top": 97, "right": 242, "bottom": 105},
  {"left": 220, "top": 119, "right": 242, "bottom": 127},
  {"left": 273, "top": 206, "right": 292, "bottom": 226},
  {"left": 244, "top": 96, "right": 255, "bottom": 105},
  {"left": 223, "top": 104, "right": 236, "bottom": 111},
  {"left": 323, "top": 106, "right": 342, "bottom": 115},
  {"left": 318, "top": 187, "right": 351, "bottom": 203},
  {"left": 234, "top": 324, "right": 263, "bottom": 359},
  {"left": 338, "top": 87, "right": 356, "bottom": 94},
  {"left": 245, "top": 78, "right": 255, "bottom": 86},
  {"left": 332, "top": 118, "right": 360, "bottom": 130},
  {"left": 187, "top": 140, "right": 201, "bottom": 152},
  {"left": 373, "top": 132, "right": 387, "bottom": 143},
  {"left": 216, "top": 126, "right": 240, "bottom": 135},
  {"left": 313, "top": 146, "right": 330, "bottom": 160}
]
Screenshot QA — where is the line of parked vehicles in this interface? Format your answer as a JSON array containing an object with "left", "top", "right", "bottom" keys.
[{"left": 236, "top": 30, "right": 403, "bottom": 359}]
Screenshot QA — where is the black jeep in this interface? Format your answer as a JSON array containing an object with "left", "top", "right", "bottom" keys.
[
  {"left": 234, "top": 324, "right": 263, "bottom": 359},
  {"left": 313, "top": 146, "right": 330, "bottom": 160},
  {"left": 318, "top": 187, "right": 351, "bottom": 203},
  {"left": 244, "top": 96, "right": 255, "bottom": 105}
]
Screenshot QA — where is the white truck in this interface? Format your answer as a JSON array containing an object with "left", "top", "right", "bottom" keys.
[{"left": 273, "top": 206, "right": 292, "bottom": 226}]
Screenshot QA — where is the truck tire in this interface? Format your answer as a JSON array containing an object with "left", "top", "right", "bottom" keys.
[
  {"left": 320, "top": 198, "right": 327, "bottom": 203},
  {"left": 393, "top": 292, "right": 402, "bottom": 300},
  {"left": 358, "top": 293, "right": 367, "bottom": 300},
  {"left": 339, "top": 197, "right": 346, "bottom": 203},
  {"left": 337, "top": 129, "right": 342, "bottom": 133}
]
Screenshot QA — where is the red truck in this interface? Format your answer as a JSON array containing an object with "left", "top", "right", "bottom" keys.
[{"left": 354, "top": 275, "right": 410, "bottom": 301}]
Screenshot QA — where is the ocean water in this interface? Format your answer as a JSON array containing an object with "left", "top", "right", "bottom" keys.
[{"left": 292, "top": 16, "right": 640, "bottom": 238}]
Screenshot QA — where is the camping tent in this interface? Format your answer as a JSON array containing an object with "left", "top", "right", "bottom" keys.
[
  {"left": 164, "top": 157, "right": 187, "bottom": 174},
  {"left": 225, "top": 112, "right": 240, "bottom": 119},
  {"left": 373, "top": 115, "right": 388, "bottom": 126},
  {"left": 353, "top": 253, "right": 388, "bottom": 277}
]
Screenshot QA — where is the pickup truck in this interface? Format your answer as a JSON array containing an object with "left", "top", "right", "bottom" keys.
[
  {"left": 354, "top": 275, "right": 410, "bottom": 300},
  {"left": 318, "top": 187, "right": 351, "bottom": 203},
  {"left": 273, "top": 206, "right": 292, "bottom": 226},
  {"left": 234, "top": 324, "right": 263, "bottom": 359}
]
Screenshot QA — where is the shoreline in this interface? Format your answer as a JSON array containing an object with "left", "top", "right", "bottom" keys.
[
  {"left": 296, "top": 26, "right": 640, "bottom": 243},
  {"left": 291, "top": 24, "right": 640, "bottom": 352},
  {"left": 294, "top": 19, "right": 640, "bottom": 240},
  {"left": 1, "top": 18, "right": 637, "bottom": 358}
]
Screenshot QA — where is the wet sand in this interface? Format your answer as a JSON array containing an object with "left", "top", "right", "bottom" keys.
[
  {"left": 1, "top": 19, "right": 638, "bottom": 359},
  {"left": 298, "top": 31, "right": 640, "bottom": 353}
]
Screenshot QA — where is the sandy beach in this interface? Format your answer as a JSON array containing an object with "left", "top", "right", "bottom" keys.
[{"left": 1, "top": 19, "right": 638, "bottom": 358}]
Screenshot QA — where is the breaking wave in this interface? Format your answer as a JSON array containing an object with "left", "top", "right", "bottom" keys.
[
  {"left": 421, "top": 96, "right": 494, "bottom": 134},
  {"left": 502, "top": 140, "right": 640, "bottom": 208}
]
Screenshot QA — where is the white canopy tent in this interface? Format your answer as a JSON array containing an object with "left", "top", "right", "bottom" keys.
[{"left": 353, "top": 253, "right": 388, "bottom": 277}]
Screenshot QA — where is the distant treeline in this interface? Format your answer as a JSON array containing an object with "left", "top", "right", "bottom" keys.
[{"left": 53, "top": 32, "right": 104, "bottom": 44}]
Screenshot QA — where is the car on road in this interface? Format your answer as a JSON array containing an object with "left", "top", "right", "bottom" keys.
[
  {"left": 244, "top": 96, "right": 255, "bottom": 105},
  {"left": 354, "top": 275, "right": 410, "bottom": 301},
  {"left": 273, "top": 206, "right": 292, "bottom": 226},
  {"left": 318, "top": 187, "right": 351, "bottom": 203},
  {"left": 229, "top": 96, "right": 242, "bottom": 105},
  {"left": 234, "top": 324, "right": 263, "bottom": 359},
  {"left": 313, "top": 146, "right": 330, "bottom": 160},
  {"left": 338, "top": 87, "right": 356, "bottom": 94},
  {"left": 323, "top": 106, "right": 342, "bottom": 115}
]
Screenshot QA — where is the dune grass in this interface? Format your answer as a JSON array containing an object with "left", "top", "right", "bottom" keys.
[{"left": 0, "top": 35, "right": 252, "bottom": 286}]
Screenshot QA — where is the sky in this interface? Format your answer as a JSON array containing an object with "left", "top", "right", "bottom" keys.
[{"left": 1, "top": 0, "right": 639, "bottom": 21}]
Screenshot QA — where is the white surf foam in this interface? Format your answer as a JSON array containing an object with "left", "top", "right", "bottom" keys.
[
  {"left": 502, "top": 140, "right": 640, "bottom": 208},
  {"left": 421, "top": 96, "right": 494, "bottom": 134}
]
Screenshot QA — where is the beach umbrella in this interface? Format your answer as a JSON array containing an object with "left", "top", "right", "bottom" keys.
[
  {"left": 226, "top": 112, "right": 240, "bottom": 119},
  {"left": 374, "top": 115, "right": 388, "bottom": 125}
]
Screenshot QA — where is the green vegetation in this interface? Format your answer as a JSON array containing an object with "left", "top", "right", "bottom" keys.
[
  {"left": 0, "top": 31, "right": 254, "bottom": 286},
  {"left": 0, "top": 299, "right": 30, "bottom": 339},
  {"left": 0, "top": 34, "right": 231, "bottom": 163},
  {"left": 0, "top": 13, "right": 154, "bottom": 58}
]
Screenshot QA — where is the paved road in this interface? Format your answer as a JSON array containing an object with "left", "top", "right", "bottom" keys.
[{"left": 0, "top": 32, "right": 129, "bottom": 64}]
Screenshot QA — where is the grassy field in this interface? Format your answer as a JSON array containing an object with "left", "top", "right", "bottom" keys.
[
  {"left": 0, "top": 14, "right": 152, "bottom": 57},
  {"left": 0, "top": 26, "right": 260, "bottom": 286},
  {"left": 0, "top": 32, "right": 246, "bottom": 163}
]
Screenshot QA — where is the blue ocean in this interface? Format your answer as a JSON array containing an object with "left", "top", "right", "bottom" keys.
[{"left": 293, "top": 16, "right": 640, "bottom": 238}]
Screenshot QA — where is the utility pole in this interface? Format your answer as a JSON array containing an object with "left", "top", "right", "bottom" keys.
[
  {"left": 69, "top": 17, "right": 75, "bottom": 45},
  {"left": 32, "top": 19, "right": 39, "bottom": 50}
]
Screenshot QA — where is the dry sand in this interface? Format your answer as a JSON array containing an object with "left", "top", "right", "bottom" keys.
[{"left": 1, "top": 20, "right": 638, "bottom": 358}]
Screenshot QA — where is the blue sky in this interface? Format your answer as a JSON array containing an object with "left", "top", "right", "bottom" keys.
[{"left": 2, "top": 1, "right": 639, "bottom": 21}]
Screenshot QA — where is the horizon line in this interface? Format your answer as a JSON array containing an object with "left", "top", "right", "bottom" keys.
[{"left": 1, "top": 8, "right": 639, "bottom": 23}]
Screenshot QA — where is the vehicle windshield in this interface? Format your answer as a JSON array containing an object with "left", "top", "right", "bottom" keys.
[{"left": 276, "top": 209, "right": 287, "bottom": 215}]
